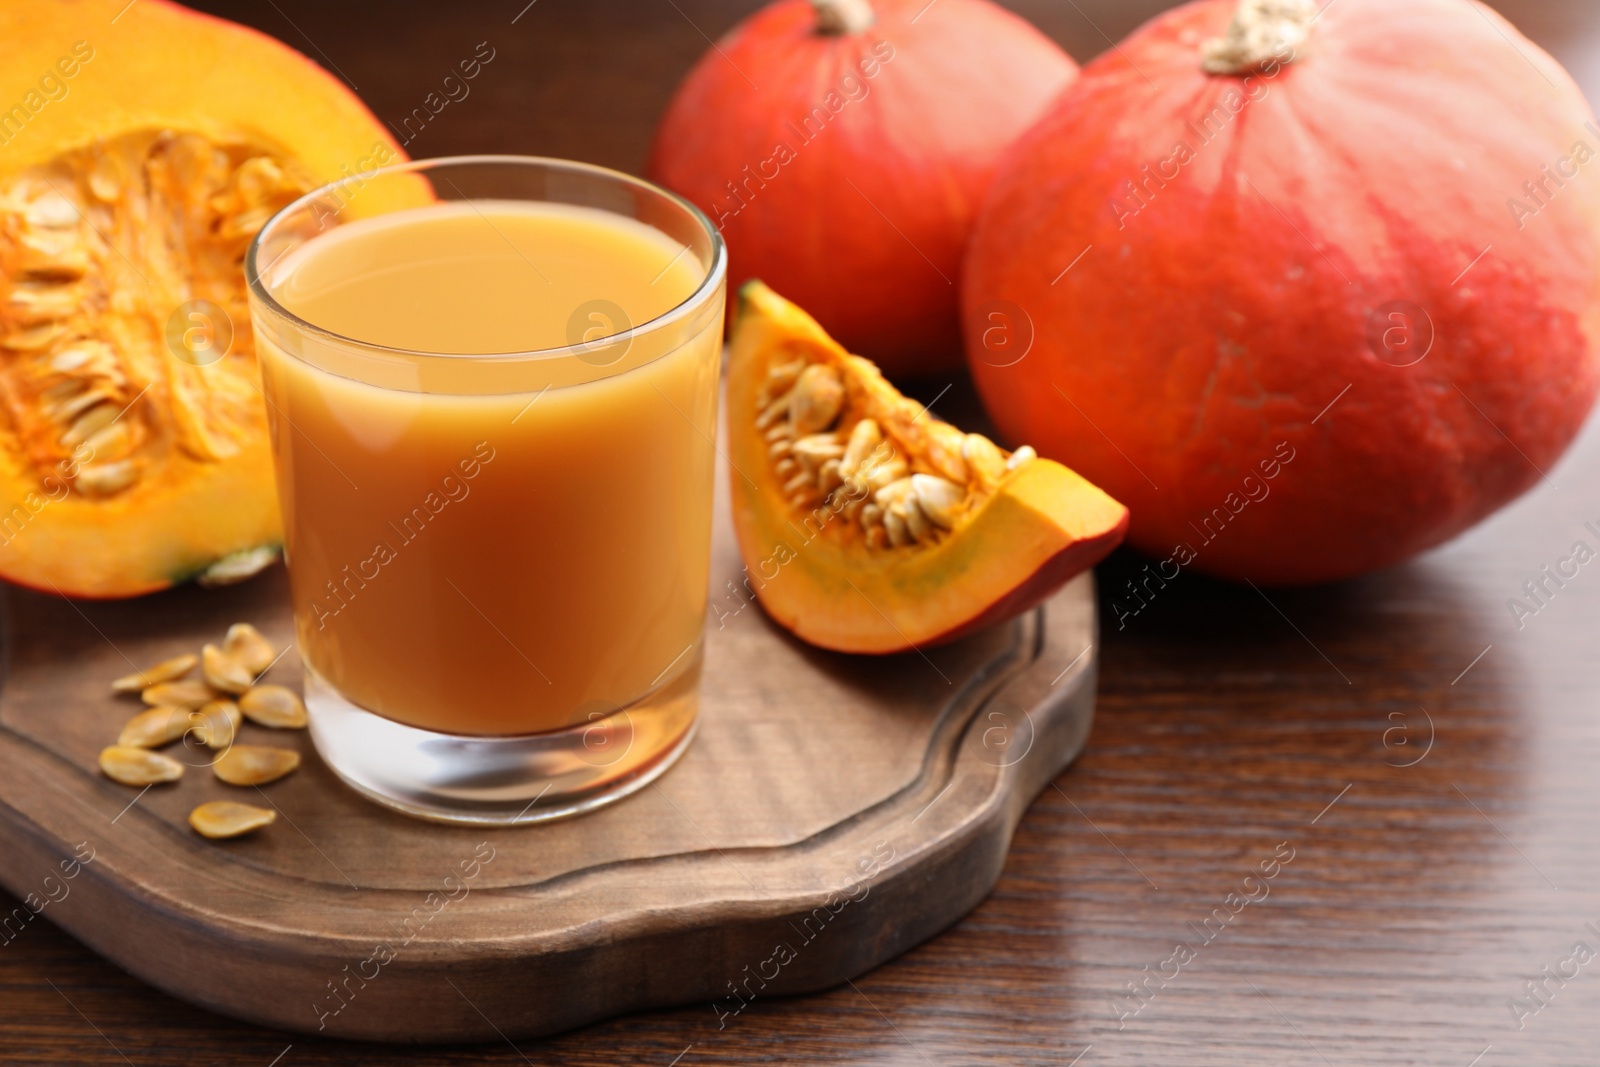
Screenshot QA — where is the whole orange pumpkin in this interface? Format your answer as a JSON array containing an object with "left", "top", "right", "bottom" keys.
[
  {"left": 649, "top": 0, "right": 1076, "bottom": 380},
  {"left": 963, "top": 0, "right": 1600, "bottom": 584}
]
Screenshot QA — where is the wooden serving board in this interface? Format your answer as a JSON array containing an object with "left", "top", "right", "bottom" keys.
[{"left": 0, "top": 471, "right": 1098, "bottom": 1042}]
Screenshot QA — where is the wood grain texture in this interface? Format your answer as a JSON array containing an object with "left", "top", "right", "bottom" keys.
[
  {"left": 0, "top": 482, "right": 1098, "bottom": 1041},
  {"left": 3, "top": 0, "right": 1600, "bottom": 1064}
]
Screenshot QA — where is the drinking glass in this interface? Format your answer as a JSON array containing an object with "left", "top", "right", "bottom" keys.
[{"left": 246, "top": 156, "right": 726, "bottom": 824}]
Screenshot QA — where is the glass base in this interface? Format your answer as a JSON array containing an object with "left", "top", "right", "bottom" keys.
[{"left": 303, "top": 650, "right": 701, "bottom": 826}]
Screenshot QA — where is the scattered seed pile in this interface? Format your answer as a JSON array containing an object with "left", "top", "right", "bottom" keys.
[{"left": 101, "top": 622, "right": 307, "bottom": 840}]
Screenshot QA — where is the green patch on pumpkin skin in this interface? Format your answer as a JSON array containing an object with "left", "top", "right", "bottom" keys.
[{"left": 735, "top": 277, "right": 764, "bottom": 329}]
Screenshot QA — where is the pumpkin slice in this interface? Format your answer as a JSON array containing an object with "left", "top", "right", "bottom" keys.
[
  {"left": 0, "top": 0, "right": 404, "bottom": 598},
  {"left": 729, "top": 281, "right": 1128, "bottom": 653}
]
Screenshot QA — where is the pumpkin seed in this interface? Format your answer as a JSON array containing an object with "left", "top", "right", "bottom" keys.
[
  {"left": 201, "top": 642, "right": 253, "bottom": 694},
  {"left": 117, "top": 706, "right": 197, "bottom": 749},
  {"left": 80, "top": 418, "right": 136, "bottom": 459},
  {"left": 911, "top": 474, "right": 964, "bottom": 529},
  {"left": 75, "top": 459, "right": 138, "bottom": 496},
  {"left": 25, "top": 189, "right": 78, "bottom": 229},
  {"left": 197, "top": 547, "right": 281, "bottom": 588},
  {"left": 862, "top": 454, "right": 908, "bottom": 493},
  {"left": 789, "top": 364, "right": 844, "bottom": 435},
  {"left": 111, "top": 653, "right": 198, "bottom": 693},
  {"left": 840, "top": 418, "right": 882, "bottom": 481},
  {"left": 141, "top": 678, "right": 217, "bottom": 709},
  {"left": 189, "top": 801, "right": 275, "bottom": 840},
  {"left": 213, "top": 745, "right": 300, "bottom": 786},
  {"left": 817, "top": 457, "right": 844, "bottom": 493},
  {"left": 791, "top": 433, "right": 845, "bottom": 473},
  {"left": 755, "top": 392, "right": 791, "bottom": 430},
  {"left": 192, "top": 700, "right": 242, "bottom": 750},
  {"left": 962, "top": 433, "right": 1006, "bottom": 482},
  {"left": 763, "top": 357, "right": 806, "bottom": 399},
  {"left": 223, "top": 623, "right": 276, "bottom": 675},
  {"left": 238, "top": 685, "right": 308, "bottom": 729},
  {"left": 1006, "top": 445, "right": 1037, "bottom": 470},
  {"left": 6, "top": 320, "right": 63, "bottom": 350},
  {"left": 924, "top": 422, "right": 971, "bottom": 483},
  {"left": 99, "top": 746, "right": 184, "bottom": 786},
  {"left": 60, "top": 403, "right": 117, "bottom": 449},
  {"left": 9, "top": 278, "right": 79, "bottom": 321},
  {"left": 46, "top": 379, "right": 98, "bottom": 418},
  {"left": 900, "top": 497, "right": 933, "bottom": 542},
  {"left": 883, "top": 506, "right": 911, "bottom": 548},
  {"left": 874, "top": 476, "right": 916, "bottom": 509}
]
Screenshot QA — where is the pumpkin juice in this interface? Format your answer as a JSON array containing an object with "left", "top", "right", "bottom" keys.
[{"left": 253, "top": 200, "right": 720, "bottom": 737}]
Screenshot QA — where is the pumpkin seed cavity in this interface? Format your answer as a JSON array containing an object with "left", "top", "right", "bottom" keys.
[
  {"left": 0, "top": 130, "right": 316, "bottom": 500},
  {"left": 757, "top": 355, "right": 1036, "bottom": 550}
]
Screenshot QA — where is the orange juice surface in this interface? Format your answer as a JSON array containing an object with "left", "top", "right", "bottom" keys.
[{"left": 257, "top": 201, "right": 720, "bottom": 735}]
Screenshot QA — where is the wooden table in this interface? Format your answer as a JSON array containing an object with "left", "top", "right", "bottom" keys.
[{"left": 6, "top": 1, "right": 1600, "bottom": 1063}]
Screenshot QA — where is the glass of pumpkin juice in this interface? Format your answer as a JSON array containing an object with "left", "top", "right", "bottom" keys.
[{"left": 245, "top": 157, "right": 725, "bottom": 824}]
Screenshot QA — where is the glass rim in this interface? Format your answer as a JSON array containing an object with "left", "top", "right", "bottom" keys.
[{"left": 244, "top": 153, "right": 727, "bottom": 363}]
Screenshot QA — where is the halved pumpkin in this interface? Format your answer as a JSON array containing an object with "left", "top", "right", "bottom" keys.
[
  {"left": 729, "top": 281, "right": 1128, "bottom": 653},
  {"left": 0, "top": 0, "right": 404, "bottom": 597}
]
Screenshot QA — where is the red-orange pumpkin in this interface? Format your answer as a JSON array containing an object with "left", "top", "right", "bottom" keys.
[
  {"left": 649, "top": 0, "right": 1076, "bottom": 380},
  {"left": 963, "top": 0, "right": 1600, "bottom": 584}
]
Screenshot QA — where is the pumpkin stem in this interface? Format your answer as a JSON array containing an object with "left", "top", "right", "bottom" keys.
[
  {"left": 1201, "top": 0, "right": 1314, "bottom": 75},
  {"left": 812, "top": 0, "right": 876, "bottom": 35}
]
